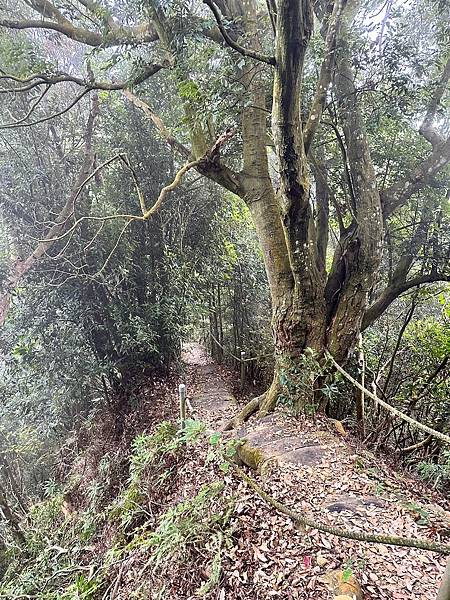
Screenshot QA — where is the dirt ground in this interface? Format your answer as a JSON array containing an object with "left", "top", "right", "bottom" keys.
[{"left": 180, "top": 342, "right": 449, "bottom": 600}]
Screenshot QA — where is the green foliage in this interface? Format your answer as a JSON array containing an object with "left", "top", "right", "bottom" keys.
[
  {"left": 0, "top": 32, "right": 51, "bottom": 76},
  {"left": 277, "top": 349, "right": 338, "bottom": 415},
  {"left": 417, "top": 451, "right": 450, "bottom": 491},
  {"left": 135, "top": 481, "right": 233, "bottom": 566},
  {"left": 0, "top": 416, "right": 226, "bottom": 599},
  {"left": 0, "top": 492, "right": 99, "bottom": 599},
  {"left": 60, "top": 574, "right": 103, "bottom": 600},
  {"left": 206, "top": 431, "right": 241, "bottom": 474},
  {"left": 111, "top": 420, "right": 205, "bottom": 529},
  {"left": 403, "top": 501, "right": 430, "bottom": 525}
]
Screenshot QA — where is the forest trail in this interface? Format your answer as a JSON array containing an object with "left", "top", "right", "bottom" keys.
[
  {"left": 182, "top": 342, "right": 237, "bottom": 429},
  {"left": 181, "top": 343, "right": 449, "bottom": 600}
]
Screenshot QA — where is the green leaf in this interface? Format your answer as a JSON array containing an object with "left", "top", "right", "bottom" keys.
[
  {"left": 219, "top": 461, "right": 230, "bottom": 473},
  {"left": 209, "top": 432, "right": 221, "bottom": 446}
]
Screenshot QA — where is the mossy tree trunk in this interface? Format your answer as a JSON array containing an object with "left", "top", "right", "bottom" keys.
[
  {"left": 5, "top": 0, "right": 449, "bottom": 422},
  {"left": 233, "top": 0, "right": 383, "bottom": 416}
]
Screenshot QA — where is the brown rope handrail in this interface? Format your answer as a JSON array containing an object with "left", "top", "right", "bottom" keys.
[{"left": 326, "top": 352, "right": 450, "bottom": 445}]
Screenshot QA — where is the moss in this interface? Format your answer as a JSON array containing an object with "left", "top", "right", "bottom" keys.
[{"left": 236, "top": 441, "right": 266, "bottom": 471}]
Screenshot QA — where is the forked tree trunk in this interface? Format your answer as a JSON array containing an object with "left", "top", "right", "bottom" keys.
[{"left": 219, "top": 0, "right": 383, "bottom": 423}]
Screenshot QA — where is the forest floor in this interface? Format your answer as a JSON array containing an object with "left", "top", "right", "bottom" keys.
[{"left": 181, "top": 342, "right": 449, "bottom": 600}]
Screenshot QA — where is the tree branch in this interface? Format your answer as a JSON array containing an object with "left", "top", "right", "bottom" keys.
[
  {"left": 123, "top": 90, "right": 244, "bottom": 196},
  {"left": 303, "top": 0, "right": 346, "bottom": 155},
  {"left": 381, "top": 136, "right": 450, "bottom": 217},
  {"left": 0, "top": 64, "right": 166, "bottom": 128},
  {"left": 202, "top": 0, "right": 276, "bottom": 65},
  {"left": 1, "top": 0, "right": 158, "bottom": 47},
  {"left": 0, "top": 63, "right": 166, "bottom": 95},
  {"left": 362, "top": 272, "right": 450, "bottom": 330},
  {"left": 382, "top": 56, "right": 450, "bottom": 216}
]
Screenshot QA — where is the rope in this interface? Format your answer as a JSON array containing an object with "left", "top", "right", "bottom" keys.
[
  {"left": 234, "top": 465, "right": 450, "bottom": 555},
  {"left": 208, "top": 332, "right": 273, "bottom": 363},
  {"left": 326, "top": 353, "right": 450, "bottom": 446}
]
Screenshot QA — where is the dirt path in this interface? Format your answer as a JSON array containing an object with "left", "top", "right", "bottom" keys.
[
  {"left": 182, "top": 341, "right": 237, "bottom": 429},
  {"left": 182, "top": 342, "right": 449, "bottom": 600}
]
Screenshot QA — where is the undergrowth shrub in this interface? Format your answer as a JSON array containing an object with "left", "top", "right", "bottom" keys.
[
  {"left": 110, "top": 419, "right": 205, "bottom": 531},
  {"left": 0, "top": 418, "right": 234, "bottom": 599},
  {"left": 416, "top": 450, "right": 450, "bottom": 491},
  {"left": 124, "top": 481, "right": 234, "bottom": 598},
  {"left": 0, "top": 493, "right": 92, "bottom": 599}
]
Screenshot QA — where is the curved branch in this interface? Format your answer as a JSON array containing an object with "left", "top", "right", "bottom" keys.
[
  {"left": 0, "top": 88, "right": 91, "bottom": 129},
  {"left": 0, "top": 63, "right": 165, "bottom": 95},
  {"left": 34, "top": 128, "right": 236, "bottom": 246},
  {"left": 362, "top": 272, "right": 450, "bottom": 330},
  {"left": 0, "top": 17, "right": 105, "bottom": 45},
  {"left": 202, "top": 0, "right": 275, "bottom": 65},
  {"left": 0, "top": 64, "right": 166, "bottom": 128},
  {"left": 1, "top": 0, "right": 158, "bottom": 47},
  {"left": 5, "top": 84, "right": 51, "bottom": 125},
  {"left": 123, "top": 89, "right": 192, "bottom": 160}
]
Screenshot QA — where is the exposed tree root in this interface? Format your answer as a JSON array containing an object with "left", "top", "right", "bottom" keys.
[
  {"left": 257, "top": 376, "right": 281, "bottom": 417},
  {"left": 234, "top": 465, "right": 450, "bottom": 555},
  {"left": 222, "top": 394, "right": 264, "bottom": 431},
  {"left": 258, "top": 381, "right": 279, "bottom": 418},
  {"left": 224, "top": 368, "right": 284, "bottom": 430}
]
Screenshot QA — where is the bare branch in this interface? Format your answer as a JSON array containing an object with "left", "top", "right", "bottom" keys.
[
  {"left": 4, "top": 84, "right": 50, "bottom": 125},
  {"left": 362, "top": 272, "right": 450, "bottom": 330},
  {"left": 0, "top": 63, "right": 166, "bottom": 95},
  {"left": 0, "top": 88, "right": 91, "bottom": 129},
  {"left": 0, "top": 17, "right": 105, "bottom": 45},
  {"left": 123, "top": 90, "right": 192, "bottom": 160},
  {"left": 31, "top": 129, "right": 236, "bottom": 247},
  {"left": 0, "top": 63, "right": 166, "bottom": 128},
  {"left": 202, "top": 0, "right": 276, "bottom": 66},
  {"left": 381, "top": 57, "right": 450, "bottom": 215}
]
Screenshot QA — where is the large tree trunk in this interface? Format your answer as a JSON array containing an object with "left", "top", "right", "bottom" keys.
[{"left": 228, "top": 0, "right": 383, "bottom": 421}]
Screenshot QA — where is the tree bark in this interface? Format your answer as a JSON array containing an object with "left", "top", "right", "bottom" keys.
[{"left": 437, "top": 559, "right": 450, "bottom": 600}]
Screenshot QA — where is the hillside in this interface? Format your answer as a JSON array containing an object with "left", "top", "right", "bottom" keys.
[
  {"left": 1, "top": 344, "right": 448, "bottom": 599},
  {"left": 1, "top": 1, "right": 450, "bottom": 597}
]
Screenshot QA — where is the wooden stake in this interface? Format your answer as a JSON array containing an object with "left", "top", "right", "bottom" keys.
[
  {"left": 179, "top": 383, "right": 186, "bottom": 429},
  {"left": 240, "top": 351, "right": 246, "bottom": 391}
]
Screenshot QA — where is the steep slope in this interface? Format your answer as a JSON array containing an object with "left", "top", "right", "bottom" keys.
[{"left": 2, "top": 345, "right": 448, "bottom": 599}]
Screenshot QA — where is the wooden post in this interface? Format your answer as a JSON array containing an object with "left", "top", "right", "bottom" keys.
[
  {"left": 179, "top": 384, "right": 186, "bottom": 429},
  {"left": 356, "top": 333, "right": 365, "bottom": 437},
  {"left": 240, "top": 351, "right": 246, "bottom": 391}
]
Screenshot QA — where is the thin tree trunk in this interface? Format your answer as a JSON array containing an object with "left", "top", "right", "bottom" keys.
[{"left": 0, "top": 488, "right": 25, "bottom": 545}]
